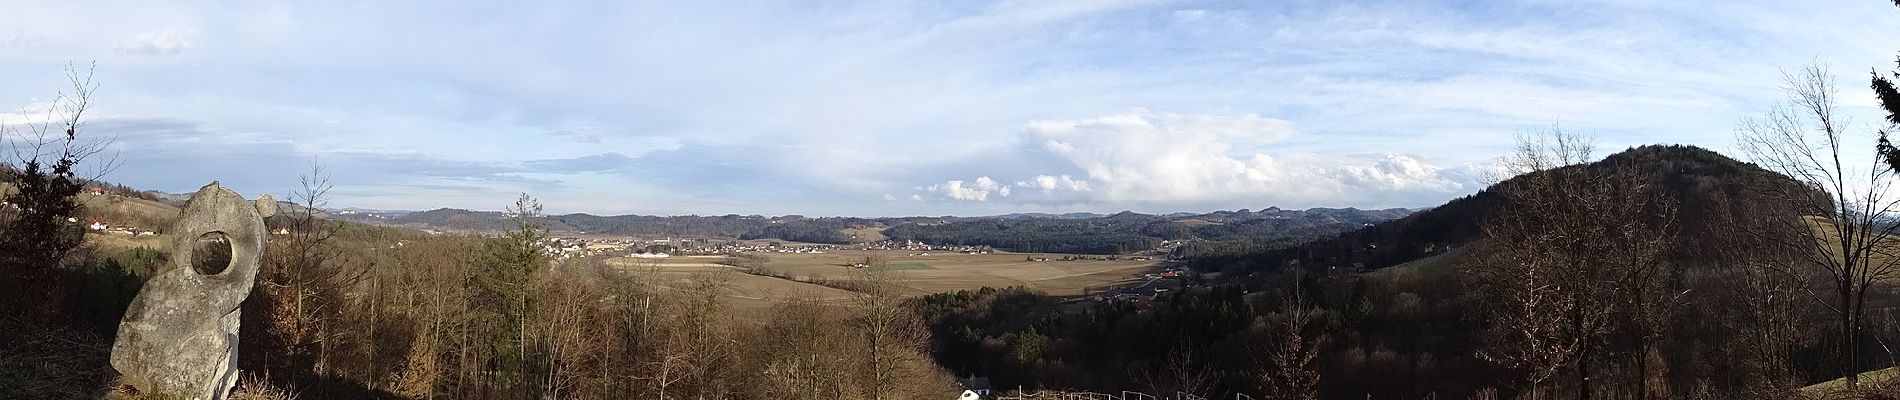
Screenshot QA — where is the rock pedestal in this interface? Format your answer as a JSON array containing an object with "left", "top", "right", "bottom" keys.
[{"left": 110, "top": 183, "right": 275, "bottom": 400}]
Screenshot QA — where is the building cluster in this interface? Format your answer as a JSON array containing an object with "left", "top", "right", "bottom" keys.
[
  {"left": 1029, "top": 254, "right": 1151, "bottom": 262},
  {"left": 677, "top": 242, "right": 840, "bottom": 255},
  {"left": 331, "top": 209, "right": 396, "bottom": 219},
  {"left": 1069, "top": 267, "right": 1203, "bottom": 306},
  {"left": 860, "top": 240, "right": 993, "bottom": 254},
  {"left": 539, "top": 237, "right": 649, "bottom": 259},
  {"left": 523, "top": 236, "right": 1012, "bottom": 259},
  {"left": 85, "top": 219, "right": 160, "bottom": 236}
]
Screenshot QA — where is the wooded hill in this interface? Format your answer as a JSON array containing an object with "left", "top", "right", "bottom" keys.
[
  {"left": 1188, "top": 144, "right": 1814, "bottom": 273},
  {"left": 917, "top": 144, "right": 1866, "bottom": 399}
]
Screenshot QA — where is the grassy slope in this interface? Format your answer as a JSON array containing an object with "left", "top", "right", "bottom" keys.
[
  {"left": 2, "top": 184, "right": 184, "bottom": 251},
  {"left": 1800, "top": 367, "right": 1899, "bottom": 396}
]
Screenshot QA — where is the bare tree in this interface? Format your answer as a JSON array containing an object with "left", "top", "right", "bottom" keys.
[
  {"left": 1706, "top": 195, "right": 1805, "bottom": 398},
  {"left": 1737, "top": 65, "right": 1900, "bottom": 389},
  {"left": 247, "top": 163, "right": 367, "bottom": 378},
  {"left": 632, "top": 271, "right": 737, "bottom": 399},
  {"left": 532, "top": 261, "right": 607, "bottom": 400},
  {"left": 1470, "top": 130, "right": 1604, "bottom": 400},
  {"left": 1602, "top": 172, "right": 1681, "bottom": 400},
  {"left": 1258, "top": 263, "right": 1322, "bottom": 400},
  {"left": 851, "top": 262, "right": 930, "bottom": 400},
  {"left": 755, "top": 296, "right": 854, "bottom": 399},
  {"left": 1471, "top": 129, "right": 1678, "bottom": 400}
]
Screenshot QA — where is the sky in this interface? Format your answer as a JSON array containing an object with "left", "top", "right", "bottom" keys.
[{"left": 1, "top": 0, "right": 1897, "bottom": 216}]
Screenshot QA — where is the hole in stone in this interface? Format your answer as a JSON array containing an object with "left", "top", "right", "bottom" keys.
[{"left": 191, "top": 232, "right": 233, "bottom": 275}]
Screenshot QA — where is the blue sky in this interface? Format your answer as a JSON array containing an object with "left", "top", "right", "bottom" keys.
[{"left": 2, "top": 0, "right": 1897, "bottom": 216}]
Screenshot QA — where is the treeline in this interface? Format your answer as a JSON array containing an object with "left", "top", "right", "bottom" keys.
[
  {"left": 883, "top": 209, "right": 1405, "bottom": 255},
  {"left": 736, "top": 216, "right": 875, "bottom": 243},
  {"left": 884, "top": 218, "right": 1164, "bottom": 254}
]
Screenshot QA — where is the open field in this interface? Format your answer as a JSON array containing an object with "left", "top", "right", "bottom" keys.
[
  {"left": 603, "top": 256, "right": 862, "bottom": 311},
  {"left": 600, "top": 250, "right": 1161, "bottom": 309},
  {"left": 753, "top": 249, "right": 1160, "bottom": 296}
]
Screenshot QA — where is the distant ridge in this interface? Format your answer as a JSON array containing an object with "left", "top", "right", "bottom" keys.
[{"left": 331, "top": 205, "right": 1414, "bottom": 254}]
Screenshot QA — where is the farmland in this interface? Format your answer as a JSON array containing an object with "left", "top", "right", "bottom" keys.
[
  {"left": 603, "top": 249, "right": 1162, "bottom": 309},
  {"left": 759, "top": 249, "right": 1161, "bottom": 296},
  {"left": 603, "top": 255, "right": 861, "bottom": 311}
]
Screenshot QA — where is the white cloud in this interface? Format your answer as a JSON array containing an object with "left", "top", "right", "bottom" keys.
[
  {"left": 1336, "top": 154, "right": 1462, "bottom": 192},
  {"left": 1018, "top": 174, "right": 1091, "bottom": 192},
  {"left": 0, "top": 100, "right": 61, "bottom": 126},
  {"left": 917, "top": 110, "right": 1468, "bottom": 208},
  {"left": 927, "top": 176, "right": 1012, "bottom": 201}
]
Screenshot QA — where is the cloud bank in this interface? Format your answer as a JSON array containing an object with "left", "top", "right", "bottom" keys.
[{"left": 909, "top": 110, "right": 1469, "bottom": 208}]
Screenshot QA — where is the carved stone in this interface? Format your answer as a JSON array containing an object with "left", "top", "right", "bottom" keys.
[{"left": 111, "top": 183, "right": 275, "bottom": 400}]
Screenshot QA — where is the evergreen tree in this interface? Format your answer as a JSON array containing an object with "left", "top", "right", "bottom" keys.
[
  {"left": 1874, "top": 2, "right": 1900, "bottom": 170},
  {"left": 472, "top": 193, "right": 550, "bottom": 397},
  {"left": 0, "top": 64, "right": 112, "bottom": 320}
]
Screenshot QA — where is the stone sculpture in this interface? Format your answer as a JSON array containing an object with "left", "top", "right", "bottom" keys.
[{"left": 111, "top": 182, "right": 275, "bottom": 400}]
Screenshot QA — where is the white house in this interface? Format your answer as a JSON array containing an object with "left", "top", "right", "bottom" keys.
[{"left": 957, "top": 375, "right": 991, "bottom": 399}]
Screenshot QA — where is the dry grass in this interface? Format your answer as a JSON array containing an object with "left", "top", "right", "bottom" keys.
[
  {"left": 0, "top": 317, "right": 118, "bottom": 400},
  {"left": 1795, "top": 215, "right": 1900, "bottom": 288},
  {"left": 601, "top": 250, "right": 1158, "bottom": 311},
  {"left": 75, "top": 194, "right": 180, "bottom": 229},
  {"left": 229, "top": 376, "right": 299, "bottom": 400},
  {"left": 839, "top": 226, "right": 888, "bottom": 243},
  {"left": 604, "top": 256, "right": 862, "bottom": 312},
  {"left": 1798, "top": 367, "right": 1900, "bottom": 399},
  {"left": 752, "top": 250, "right": 1155, "bottom": 296}
]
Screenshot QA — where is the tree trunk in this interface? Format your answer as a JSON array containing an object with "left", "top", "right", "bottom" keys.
[{"left": 1575, "top": 309, "right": 1592, "bottom": 400}]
